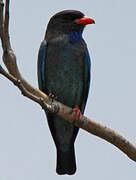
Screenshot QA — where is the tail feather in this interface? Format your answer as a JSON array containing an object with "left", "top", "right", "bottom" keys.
[{"left": 56, "top": 146, "right": 76, "bottom": 175}]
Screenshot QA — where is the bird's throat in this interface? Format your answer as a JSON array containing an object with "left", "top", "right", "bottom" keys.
[{"left": 67, "top": 32, "right": 82, "bottom": 43}]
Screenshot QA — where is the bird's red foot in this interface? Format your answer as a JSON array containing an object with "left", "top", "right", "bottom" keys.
[{"left": 72, "top": 106, "right": 82, "bottom": 121}]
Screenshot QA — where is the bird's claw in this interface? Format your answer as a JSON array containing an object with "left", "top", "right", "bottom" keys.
[{"left": 49, "top": 93, "right": 57, "bottom": 103}]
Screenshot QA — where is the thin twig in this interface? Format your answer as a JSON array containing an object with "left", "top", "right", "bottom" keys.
[
  {"left": 0, "top": 0, "right": 5, "bottom": 49},
  {"left": 4, "top": 0, "right": 11, "bottom": 49}
]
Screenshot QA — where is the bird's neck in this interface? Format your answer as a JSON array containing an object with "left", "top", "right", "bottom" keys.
[
  {"left": 67, "top": 32, "right": 82, "bottom": 43},
  {"left": 45, "top": 31, "right": 83, "bottom": 43}
]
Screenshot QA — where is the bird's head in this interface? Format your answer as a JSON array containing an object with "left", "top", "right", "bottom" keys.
[{"left": 45, "top": 10, "right": 95, "bottom": 41}]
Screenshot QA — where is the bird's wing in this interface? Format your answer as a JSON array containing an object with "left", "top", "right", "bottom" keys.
[
  {"left": 37, "top": 40, "right": 47, "bottom": 91},
  {"left": 82, "top": 48, "right": 91, "bottom": 113}
]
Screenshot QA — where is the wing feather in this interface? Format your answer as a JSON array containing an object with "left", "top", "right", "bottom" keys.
[{"left": 37, "top": 40, "right": 47, "bottom": 91}]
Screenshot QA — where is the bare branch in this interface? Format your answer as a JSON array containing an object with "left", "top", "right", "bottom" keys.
[
  {"left": 4, "top": 0, "right": 11, "bottom": 49},
  {"left": 0, "top": 0, "right": 136, "bottom": 164},
  {"left": 75, "top": 116, "right": 136, "bottom": 162},
  {"left": 0, "top": 0, "right": 5, "bottom": 49}
]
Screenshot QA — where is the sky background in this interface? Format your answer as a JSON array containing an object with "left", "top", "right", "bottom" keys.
[{"left": 0, "top": 0, "right": 136, "bottom": 179}]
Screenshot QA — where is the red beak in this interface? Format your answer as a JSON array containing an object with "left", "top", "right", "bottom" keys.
[{"left": 75, "top": 16, "right": 95, "bottom": 25}]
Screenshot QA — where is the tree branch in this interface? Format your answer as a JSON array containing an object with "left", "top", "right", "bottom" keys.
[{"left": 0, "top": 0, "right": 136, "bottom": 163}]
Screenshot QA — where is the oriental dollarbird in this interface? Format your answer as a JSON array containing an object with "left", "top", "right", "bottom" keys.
[{"left": 37, "top": 10, "right": 95, "bottom": 175}]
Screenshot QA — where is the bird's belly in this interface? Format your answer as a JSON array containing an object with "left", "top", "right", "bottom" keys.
[
  {"left": 45, "top": 65, "right": 82, "bottom": 150},
  {"left": 44, "top": 48, "right": 84, "bottom": 108}
]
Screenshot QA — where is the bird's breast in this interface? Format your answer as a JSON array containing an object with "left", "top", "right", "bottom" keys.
[{"left": 44, "top": 39, "right": 86, "bottom": 107}]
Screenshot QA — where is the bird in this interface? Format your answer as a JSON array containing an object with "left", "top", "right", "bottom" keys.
[{"left": 37, "top": 10, "right": 95, "bottom": 175}]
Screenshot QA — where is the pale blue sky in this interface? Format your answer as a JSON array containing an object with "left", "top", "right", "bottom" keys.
[{"left": 0, "top": 0, "right": 136, "bottom": 179}]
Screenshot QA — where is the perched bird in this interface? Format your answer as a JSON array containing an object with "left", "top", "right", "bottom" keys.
[{"left": 37, "top": 10, "right": 94, "bottom": 175}]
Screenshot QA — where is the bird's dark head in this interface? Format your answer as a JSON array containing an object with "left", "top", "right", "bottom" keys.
[{"left": 45, "top": 10, "right": 95, "bottom": 41}]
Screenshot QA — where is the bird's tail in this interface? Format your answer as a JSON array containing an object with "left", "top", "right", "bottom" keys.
[{"left": 56, "top": 146, "right": 76, "bottom": 175}]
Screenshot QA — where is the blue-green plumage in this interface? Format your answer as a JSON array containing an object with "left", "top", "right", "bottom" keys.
[{"left": 37, "top": 10, "right": 94, "bottom": 175}]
